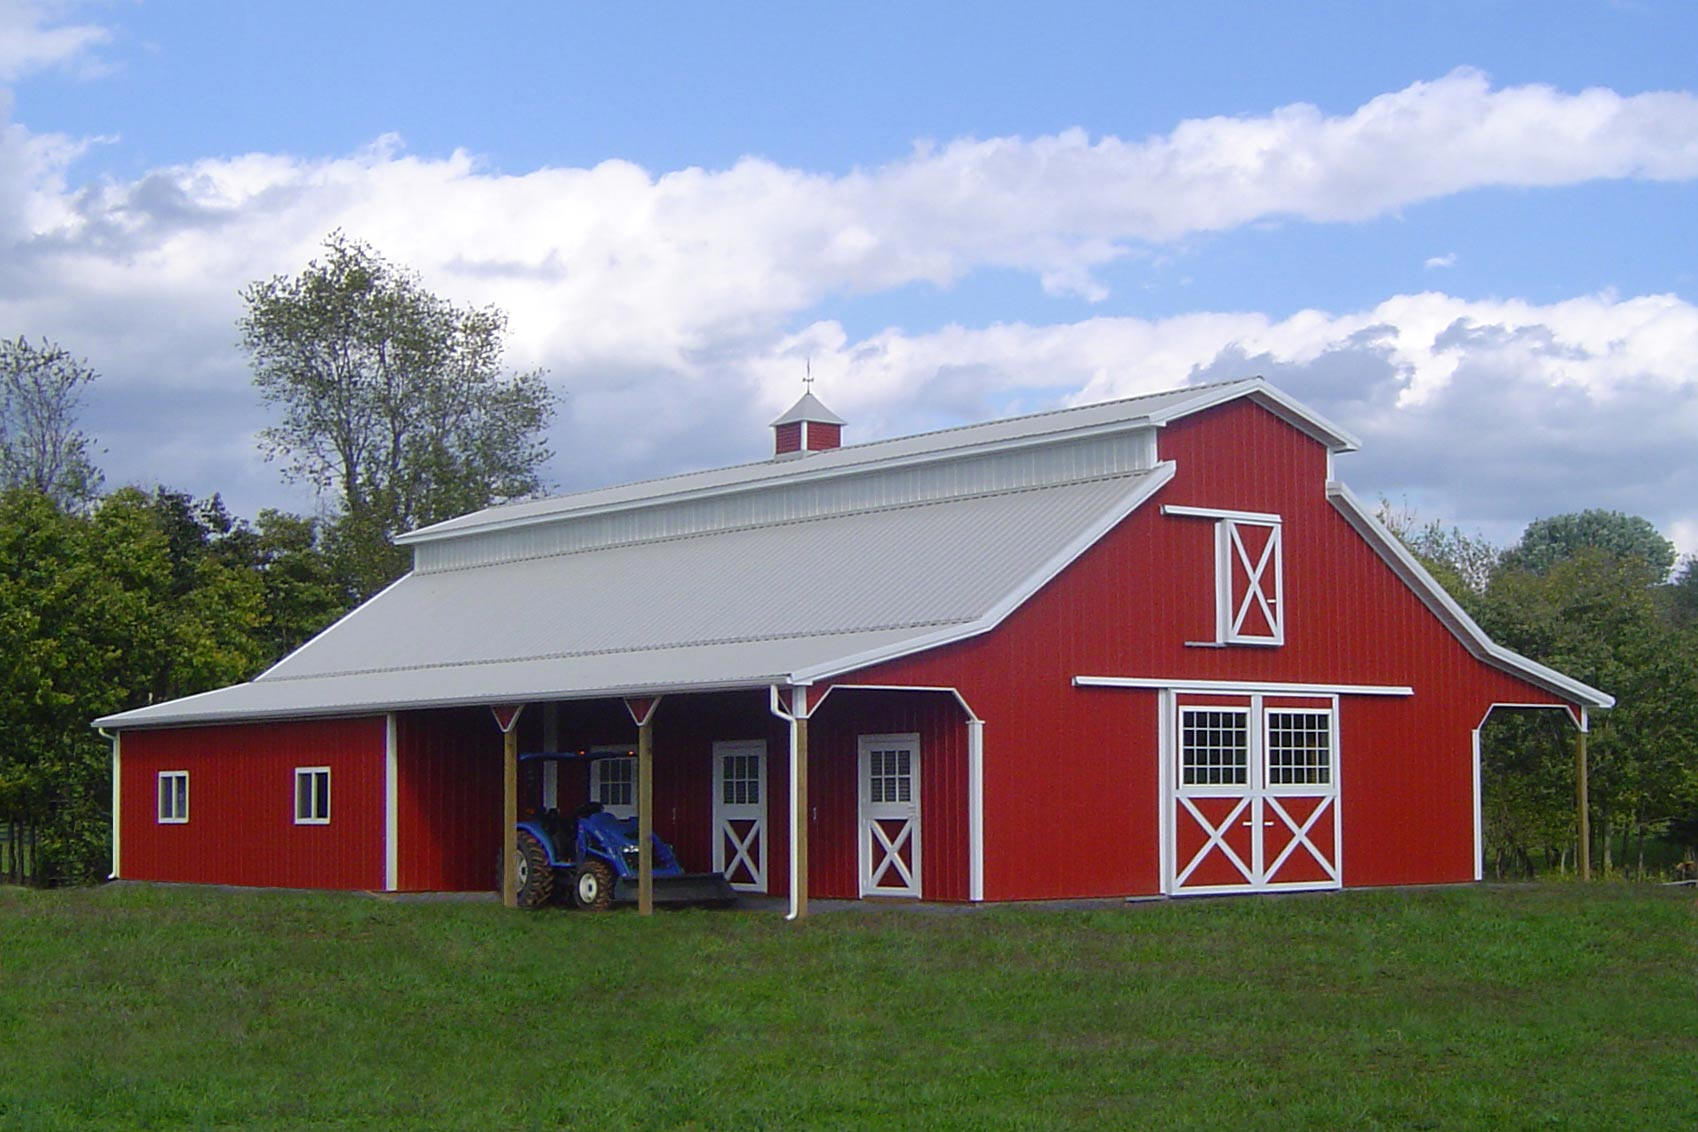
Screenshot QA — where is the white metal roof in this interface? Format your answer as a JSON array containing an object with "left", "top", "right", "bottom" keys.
[
  {"left": 771, "top": 390, "right": 847, "bottom": 427},
  {"left": 96, "top": 466, "right": 1172, "bottom": 728},
  {"left": 397, "top": 377, "right": 1358, "bottom": 545}
]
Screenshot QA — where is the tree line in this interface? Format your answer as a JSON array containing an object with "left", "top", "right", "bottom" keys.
[
  {"left": 1387, "top": 506, "right": 1698, "bottom": 878},
  {"left": 2, "top": 234, "right": 1693, "bottom": 886},
  {"left": 2, "top": 235, "right": 555, "bottom": 883}
]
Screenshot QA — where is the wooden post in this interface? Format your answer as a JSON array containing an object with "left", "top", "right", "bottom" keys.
[
  {"left": 793, "top": 696, "right": 809, "bottom": 921},
  {"left": 638, "top": 713, "right": 654, "bottom": 916},
  {"left": 503, "top": 724, "right": 518, "bottom": 908},
  {"left": 1576, "top": 716, "right": 1591, "bottom": 881},
  {"left": 491, "top": 704, "right": 526, "bottom": 909}
]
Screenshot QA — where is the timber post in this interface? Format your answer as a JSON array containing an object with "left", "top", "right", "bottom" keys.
[
  {"left": 491, "top": 704, "right": 526, "bottom": 908},
  {"left": 638, "top": 713, "right": 654, "bottom": 916}
]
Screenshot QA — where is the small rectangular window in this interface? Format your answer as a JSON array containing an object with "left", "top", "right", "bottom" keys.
[
  {"left": 1180, "top": 709, "right": 1249, "bottom": 786},
  {"left": 868, "top": 748, "right": 912, "bottom": 804},
  {"left": 157, "top": 771, "right": 188, "bottom": 823},
  {"left": 721, "top": 754, "right": 760, "bottom": 806},
  {"left": 294, "top": 767, "right": 330, "bottom": 824},
  {"left": 1266, "top": 711, "right": 1332, "bottom": 786},
  {"left": 590, "top": 755, "right": 636, "bottom": 817}
]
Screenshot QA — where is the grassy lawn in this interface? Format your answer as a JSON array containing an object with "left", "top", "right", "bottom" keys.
[{"left": 1, "top": 883, "right": 1693, "bottom": 1129}]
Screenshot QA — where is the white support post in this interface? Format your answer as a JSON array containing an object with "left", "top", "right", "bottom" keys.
[
  {"left": 790, "top": 686, "right": 809, "bottom": 921},
  {"left": 967, "top": 718, "right": 984, "bottom": 902},
  {"left": 1471, "top": 727, "right": 1483, "bottom": 882},
  {"left": 109, "top": 731, "right": 121, "bottom": 881},
  {"left": 385, "top": 713, "right": 399, "bottom": 892}
]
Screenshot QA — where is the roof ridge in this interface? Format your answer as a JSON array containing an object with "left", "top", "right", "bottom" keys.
[{"left": 415, "top": 377, "right": 1255, "bottom": 535}]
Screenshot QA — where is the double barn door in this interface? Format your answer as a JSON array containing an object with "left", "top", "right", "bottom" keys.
[{"left": 1169, "top": 694, "right": 1341, "bottom": 894}]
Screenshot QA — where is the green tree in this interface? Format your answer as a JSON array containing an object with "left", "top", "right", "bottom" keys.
[
  {"left": 1498, "top": 509, "right": 1675, "bottom": 584},
  {"left": 0, "top": 487, "right": 273, "bottom": 884},
  {"left": 1479, "top": 543, "right": 1698, "bottom": 875},
  {"left": 239, "top": 232, "right": 556, "bottom": 598},
  {"left": 0, "top": 336, "right": 103, "bottom": 510}
]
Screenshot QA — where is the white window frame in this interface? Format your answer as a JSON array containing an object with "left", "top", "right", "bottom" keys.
[
  {"left": 1163, "top": 505, "right": 1285, "bottom": 647},
  {"left": 293, "top": 766, "right": 331, "bottom": 825},
  {"left": 157, "top": 770, "right": 189, "bottom": 824},
  {"left": 1178, "top": 706, "right": 1251, "bottom": 789},
  {"left": 1217, "top": 518, "right": 1283, "bottom": 645},
  {"left": 588, "top": 748, "right": 636, "bottom": 819},
  {"left": 1264, "top": 708, "right": 1334, "bottom": 789}
]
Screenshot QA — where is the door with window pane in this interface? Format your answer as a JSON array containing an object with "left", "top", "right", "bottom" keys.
[
  {"left": 712, "top": 741, "right": 767, "bottom": 892},
  {"left": 1170, "top": 698, "right": 1340, "bottom": 894},
  {"left": 858, "top": 733, "right": 921, "bottom": 897}
]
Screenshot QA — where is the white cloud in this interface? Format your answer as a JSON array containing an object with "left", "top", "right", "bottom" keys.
[
  {"left": 0, "top": 69, "right": 1694, "bottom": 549},
  {"left": 0, "top": 0, "right": 111, "bottom": 81},
  {"left": 1425, "top": 252, "right": 1457, "bottom": 269}
]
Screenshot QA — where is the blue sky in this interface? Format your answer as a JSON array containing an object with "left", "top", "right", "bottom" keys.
[{"left": 3, "top": 0, "right": 1697, "bottom": 556}]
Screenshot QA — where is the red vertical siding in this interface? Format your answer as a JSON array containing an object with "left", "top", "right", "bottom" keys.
[
  {"left": 121, "top": 717, "right": 385, "bottom": 889},
  {"left": 395, "top": 708, "right": 502, "bottom": 892},
  {"left": 805, "top": 689, "right": 971, "bottom": 901},
  {"left": 775, "top": 421, "right": 802, "bottom": 455},
  {"left": 845, "top": 398, "right": 1569, "bottom": 899}
]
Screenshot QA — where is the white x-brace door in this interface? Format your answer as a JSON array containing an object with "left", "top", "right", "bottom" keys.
[
  {"left": 858, "top": 733, "right": 921, "bottom": 898},
  {"left": 1169, "top": 695, "right": 1340, "bottom": 895},
  {"left": 712, "top": 740, "right": 767, "bottom": 892}
]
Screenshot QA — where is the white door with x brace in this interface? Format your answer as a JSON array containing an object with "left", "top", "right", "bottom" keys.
[
  {"left": 712, "top": 741, "right": 767, "bottom": 892},
  {"left": 858, "top": 733, "right": 922, "bottom": 897},
  {"left": 1169, "top": 698, "right": 1341, "bottom": 895}
]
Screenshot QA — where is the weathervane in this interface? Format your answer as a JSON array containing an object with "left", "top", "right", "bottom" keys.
[{"left": 804, "top": 356, "right": 814, "bottom": 392}]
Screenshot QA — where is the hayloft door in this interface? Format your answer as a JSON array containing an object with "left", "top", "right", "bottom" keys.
[
  {"left": 712, "top": 741, "right": 767, "bottom": 892},
  {"left": 858, "top": 733, "right": 922, "bottom": 898}
]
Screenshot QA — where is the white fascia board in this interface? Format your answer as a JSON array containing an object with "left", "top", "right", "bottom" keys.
[
  {"left": 1146, "top": 378, "right": 1362, "bottom": 453},
  {"left": 91, "top": 672, "right": 788, "bottom": 731},
  {"left": 398, "top": 419, "right": 1164, "bottom": 546},
  {"left": 1074, "top": 675, "right": 1412, "bottom": 696},
  {"left": 1326, "top": 480, "right": 1614, "bottom": 710},
  {"left": 790, "top": 462, "right": 1178, "bottom": 684}
]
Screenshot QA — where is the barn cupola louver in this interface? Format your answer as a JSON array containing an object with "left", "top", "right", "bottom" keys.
[{"left": 770, "top": 389, "right": 846, "bottom": 459}]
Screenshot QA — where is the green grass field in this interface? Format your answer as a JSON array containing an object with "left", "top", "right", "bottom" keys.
[{"left": 2, "top": 882, "right": 1693, "bottom": 1130}]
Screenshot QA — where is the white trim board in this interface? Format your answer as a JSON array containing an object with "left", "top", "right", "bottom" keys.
[
  {"left": 1326, "top": 481, "right": 1612, "bottom": 710},
  {"left": 1075, "top": 676, "right": 1412, "bottom": 697}
]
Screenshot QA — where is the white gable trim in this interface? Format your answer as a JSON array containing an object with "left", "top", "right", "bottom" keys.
[
  {"left": 1325, "top": 481, "right": 1613, "bottom": 710},
  {"left": 791, "top": 462, "right": 1177, "bottom": 683},
  {"left": 1074, "top": 676, "right": 1413, "bottom": 696}
]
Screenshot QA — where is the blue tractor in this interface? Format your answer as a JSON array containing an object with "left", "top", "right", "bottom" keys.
[{"left": 511, "top": 753, "right": 735, "bottom": 910}]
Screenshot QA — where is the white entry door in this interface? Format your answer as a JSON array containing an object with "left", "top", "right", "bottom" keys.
[
  {"left": 858, "top": 733, "right": 922, "bottom": 898},
  {"left": 712, "top": 740, "right": 767, "bottom": 892}
]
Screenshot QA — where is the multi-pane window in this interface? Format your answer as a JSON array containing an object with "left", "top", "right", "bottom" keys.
[
  {"left": 157, "top": 771, "right": 188, "bottom": 823},
  {"left": 720, "top": 754, "right": 761, "bottom": 806},
  {"left": 591, "top": 756, "right": 635, "bottom": 815},
  {"left": 867, "top": 748, "right": 912, "bottom": 804},
  {"left": 1266, "top": 712, "right": 1332, "bottom": 786},
  {"left": 294, "top": 767, "right": 330, "bottom": 824},
  {"left": 1180, "top": 709, "right": 1249, "bottom": 785}
]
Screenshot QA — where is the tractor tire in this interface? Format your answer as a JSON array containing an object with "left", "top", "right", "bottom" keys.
[
  {"left": 573, "top": 859, "right": 614, "bottom": 912},
  {"left": 513, "top": 830, "right": 554, "bottom": 910}
]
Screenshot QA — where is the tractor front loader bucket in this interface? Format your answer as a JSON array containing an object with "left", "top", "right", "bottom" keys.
[{"left": 612, "top": 872, "right": 738, "bottom": 907}]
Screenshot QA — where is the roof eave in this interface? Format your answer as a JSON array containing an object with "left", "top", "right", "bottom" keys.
[{"left": 1326, "top": 481, "right": 1614, "bottom": 710}]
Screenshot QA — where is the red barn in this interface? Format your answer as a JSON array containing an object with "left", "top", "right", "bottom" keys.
[{"left": 96, "top": 378, "right": 1610, "bottom": 909}]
